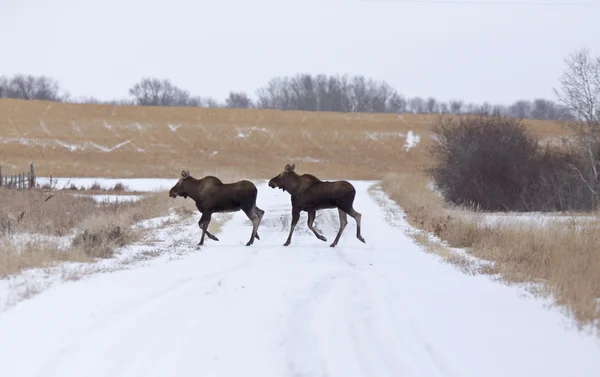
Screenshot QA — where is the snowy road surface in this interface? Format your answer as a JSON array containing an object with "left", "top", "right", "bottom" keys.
[{"left": 0, "top": 181, "right": 599, "bottom": 377}]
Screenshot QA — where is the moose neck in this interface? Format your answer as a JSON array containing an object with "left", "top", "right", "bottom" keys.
[
  {"left": 284, "top": 173, "right": 304, "bottom": 196},
  {"left": 182, "top": 177, "right": 203, "bottom": 201}
]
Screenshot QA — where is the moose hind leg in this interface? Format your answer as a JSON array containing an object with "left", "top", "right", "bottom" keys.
[
  {"left": 244, "top": 208, "right": 260, "bottom": 246},
  {"left": 330, "top": 208, "right": 348, "bottom": 248},
  {"left": 346, "top": 208, "right": 365, "bottom": 243},
  {"left": 307, "top": 210, "right": 327, "bottom": 242},
  {"left": 253, "top": 206, "right": 265, "bottom": 240},
  {"left": 198, "top": 215, "right": 219, "bottom": 242},
  {"left": 205, "top": 229, "right": 219, "bottom": 241}
]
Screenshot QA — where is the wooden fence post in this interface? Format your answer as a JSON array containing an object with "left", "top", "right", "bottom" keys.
[{"left": 30, "top": 163, "right": 35, "bottom": 189}]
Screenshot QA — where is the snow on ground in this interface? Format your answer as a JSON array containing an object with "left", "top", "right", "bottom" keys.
[
  {"left": 403, "top": 129, "right": 421, "bottom": 151},
  {"left": 0, "top": 179, "right": 599, "bottom": 377},
  {"left": 34, "top": 177, "right": 176, "bottom": 191},
  {"left": 72, "top": 193, "right": 145, "bottom": 203}
]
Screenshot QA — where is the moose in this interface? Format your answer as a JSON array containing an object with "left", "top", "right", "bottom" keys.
[
  {"left": 168, "top": 170, "right": 265, "bottom": 246},
  {"left": 268, "top": 164, "right": 366, "bottom": 248}
]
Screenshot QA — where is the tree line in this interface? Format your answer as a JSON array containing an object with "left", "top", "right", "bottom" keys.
[{"left": 0, "top": 72, "right": 573, "bottom": 121}]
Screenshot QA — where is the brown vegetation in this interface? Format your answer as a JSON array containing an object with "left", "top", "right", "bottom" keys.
[
  {"left": 0, "top": 187, "right": 193, "bottom": 278},
  {"left": 0, "top": 98, "right": 569, "bottom": 181}
]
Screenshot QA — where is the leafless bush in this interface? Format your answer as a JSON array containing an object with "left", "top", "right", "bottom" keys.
[
  {"left": 71, "top": 223, "right": 133, "bottom": 259},
  {"left": 429, "top": 114, "right": 598, "bottom": 212}
]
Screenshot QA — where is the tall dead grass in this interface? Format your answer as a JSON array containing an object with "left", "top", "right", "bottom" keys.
[
  {"left": 381, "top": 172, "right": 600, "bottom": 334},
  {"left": 0, "top": 98, "right": 569, "bottom": 180},
  {"left": 0, "top": 187, "right": 182, "bottom": 278}
]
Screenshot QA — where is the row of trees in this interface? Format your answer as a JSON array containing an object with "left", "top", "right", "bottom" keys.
[
  {"left": 429, "top": 48, "right": 600, "bottom": 211},
  {"left": 0, "top": 72, "right": 574, "bottom": 121}
]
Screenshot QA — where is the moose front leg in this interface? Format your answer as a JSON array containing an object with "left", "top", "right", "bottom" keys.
[
  {"left": 197, "top": 212, "right": 212, "bottom": 246},
  {"left": 283, "top": 208, "right": 300, "bottom": 246}
]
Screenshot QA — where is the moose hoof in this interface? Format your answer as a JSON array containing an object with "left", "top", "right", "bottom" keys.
[
  {"left": 329, "top": 243, "right": 337, "bottom": 248},
  {"left": 358, "top": 236, "right": 366, "bottom": 243},
  {"left": 255, "top": 234, "right": 260, "bottom": 240},
  {"left": 246, "top": 241, "right": 253, "bottom": 246},
  {"left": 318, "top": 236, "right": 327, "bottom": 242},
  {"left": 283, "top": 242, "right": 290, "bottom": 247}
]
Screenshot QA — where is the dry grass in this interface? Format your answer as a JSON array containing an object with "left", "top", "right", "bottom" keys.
[
  {"left": 381, "top": 172, "right": 600, "bottom": 334},
  {"left": 0, "top": 187, "right": 189, "bottom": 278},
  {"left": 0, "top": 98, "right": 569, "bottom": 181}
]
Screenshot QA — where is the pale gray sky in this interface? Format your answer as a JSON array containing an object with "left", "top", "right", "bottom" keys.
[{"left": 1, "top": 0, "right": 599, "bottom": 105}]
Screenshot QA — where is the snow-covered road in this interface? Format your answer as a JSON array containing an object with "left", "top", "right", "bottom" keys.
[{"left": 0, "top": 181, "right": 599, "bottom": 377}]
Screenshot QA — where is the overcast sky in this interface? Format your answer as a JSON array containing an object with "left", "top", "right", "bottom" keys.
[{"left": 1, "top": 0, "right": 599, "bottom": 105}]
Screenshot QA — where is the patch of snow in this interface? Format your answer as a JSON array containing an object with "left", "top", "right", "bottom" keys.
[
  {"left": 122, "top": 122, "right": 146, "bottom": 131},
  {"left": 168, "top": 124, "right": 182, "bottom": 132},
  {"left": 54, "top": 139, "right": 83, "bottom": 152},
  {"left": 89, "top": 140, "right": 131, "bottom": 152},
  {"left": 236, "top": 126, "right": 268, "bottom": 138},
  {"left": 0, "top": 137, "right": 49, "bottom": 148},
  {"left": 364, "top": 131, "right": 405, "bottom": 140},
  {"left": 71, "top": 194, "right": 146, "bottom": 203},
  {"left": 35, "top": 177, "right": 176, "bottom": 192},
  {"left": 403, "top": 130, "right": 421, "bottom": 151},
  {"left": 292, "top": 156, "right": 322, "bottom": 163}
]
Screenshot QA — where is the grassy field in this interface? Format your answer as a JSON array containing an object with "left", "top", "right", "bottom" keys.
[
  {"left": 0, "top": 98, "right": 568, "bottom": 181},
  {"left": 3, "top": 97, "right": 598, "bottom": 335}
]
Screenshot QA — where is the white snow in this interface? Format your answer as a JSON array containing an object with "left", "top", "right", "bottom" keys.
[
  {"left": 0, "top": 179, "right": 599, "bottom": 377},
  {"left": 72, "top": 194, "right": 146, "bottom": 203},
  {"left": 168, "top": 123, "right": 182, "bottom": 132},
  {"left": 34, "top": 177, "right": 175, "bottom": 191},
  {"left": 403, "top": 130, "right": 421, "bottom": 151},
  {"left": 236, "top": 126, "right": 268, "bottom": 138}
]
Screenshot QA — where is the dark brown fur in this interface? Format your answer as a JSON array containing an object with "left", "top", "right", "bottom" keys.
[
  {"left": 268, "top": 164, "right": 365, "bottom": 248},
  {"left": 169, "top": 170, "right": 264, "bottom": 246}
]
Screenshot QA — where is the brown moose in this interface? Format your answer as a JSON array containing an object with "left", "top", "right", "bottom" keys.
[
  {"left": 268, "top": 164, "right": 365, "bottom": 248},
  {"left": 169, "top": 170, "right": 264, "bottom": 246}
]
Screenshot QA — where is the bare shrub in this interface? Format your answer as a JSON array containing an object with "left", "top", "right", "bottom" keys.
[
  {"left": 112, "top": 182, "right": 127, "bottom": 192},
  {"left": 71, "top": 223, "right": 133, "bottom": 259},
  {"left": 429, "top": 114, "right": 539, "bottom": 211},
  {"left": 429, "top": 114, "right": 598, "bottom": 212}
]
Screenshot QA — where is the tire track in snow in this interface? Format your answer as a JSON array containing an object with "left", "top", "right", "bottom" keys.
[{"left": 34, "top": 252, "right": 260, "bottom": 377}]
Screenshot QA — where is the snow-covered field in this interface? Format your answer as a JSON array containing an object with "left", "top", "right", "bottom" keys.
[{"left": 0, "top": 178, "right": 599, "bottom": 377}]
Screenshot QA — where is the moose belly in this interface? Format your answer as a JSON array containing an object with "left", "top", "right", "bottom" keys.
[{"left": 300, "top": 198, "right": 338, "bottom": 212}]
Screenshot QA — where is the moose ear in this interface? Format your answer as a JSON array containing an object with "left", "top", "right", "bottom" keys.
[
  {"left": 289, "top": 164, "right": 295, "bottom": 171},
  {"left": 284, "top": 164, "right": 291, "bottom": 171},
  {"left": 181, "top": 170, "right": 190, "bottom": 178}
]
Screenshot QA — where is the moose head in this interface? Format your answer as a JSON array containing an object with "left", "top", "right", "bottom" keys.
[{"left": 169, "top": 170, "right": 191, "bottom": 198}]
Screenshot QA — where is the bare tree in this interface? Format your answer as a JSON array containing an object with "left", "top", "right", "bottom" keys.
[
  {"left": 0, "top": 74, "right": 64, "bottom": 101},
  {"left": 128, "top": 77, "right": 192, "bottom": 106},
  {"left": 449, "top": 100, "right": 463, "bottom": 114},
  {"left": 225, "top": 91, "right": 253, "bottom": 108},
  {"left": 554, "top": 48, "right": 600, "bottom": 203}
]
